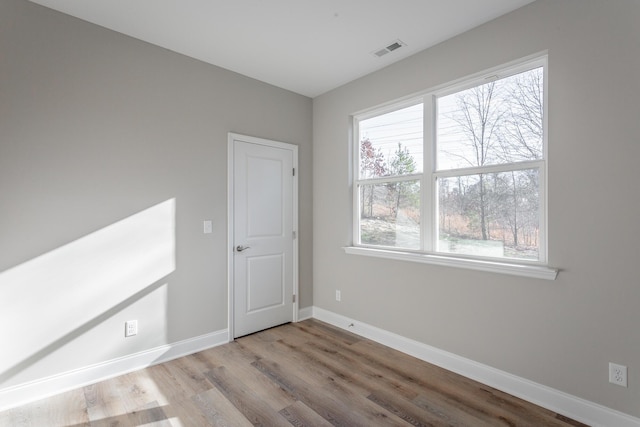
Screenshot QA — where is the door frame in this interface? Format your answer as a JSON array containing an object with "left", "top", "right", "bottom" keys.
[{"left": 227, "top": 132, "right": 299, "bottom": 341}]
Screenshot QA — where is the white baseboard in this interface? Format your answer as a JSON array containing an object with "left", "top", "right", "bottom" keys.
[
  {"left": 312, "top": 306, "right": 640, "bottom": 427},
  {"left": 0, "top": 329, "right": 228, "bottom": 413}
]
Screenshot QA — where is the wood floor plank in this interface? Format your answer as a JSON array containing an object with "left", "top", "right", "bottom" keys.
[
  {"left": 290, "top": 325, "right": 490, "bottom": 402},
  {"left": 126, "top": 400, "right": 171, "bottom": 426},
  {"left": 164, "top": 354, "right": 216, "bottom": 396},
  {"left": 290, "top": 320, "right": 588, "bottom": 427},
  {"left": 245, "top": 325, "right": 496, "bottom": 427},
  {"left": 268, "top": 330, "right": 420, "bottom": 400},
  {"left": 293, "top": 321, "right": 582, "bottom": 427},
  {"left": 237, "top": 334, "right": 359, "bottom": 394},
  {"left": 0, "top": 320, "right": 589, "bottom": 427},
  {"left": 158, "top": 395, "right": 216, "bottom": 427},
  {"left": 11, "top": 388, "right": 90, "bottom": 427},
  {"left": 238, "top": 332, "right": 408, "bottom": 419},
  {"left": 251, "top": 356, "right": 408, "bottom": 426},
  {"left": 187, "top": 348, "right": 221, "bottom": 372},
  {"left": 371, "top": 347, "right": 573, "bottom": 425},
  {"left": 85, "top": 412, "right": 133, "bottom": 427},
  {"left": 190, "top": 387, "right": 254, "bottom": 427},
  {"left": 479, "top": 386, "right": 577, "bottom": 427},
  {"left": 308, "top": 341, "right": 510, "bottom": 425},
  {"left": 144, "top": 361, "right": 212, "bottom": 405},
  {"left": 0, "top": 409, "right": 13, "bottom": 427},
  {"left": 275, "top": 336, "right": 481, "bottom": 426},
  {"left": 204, "top": 365, "right": 291, "bottom": 427},
  {"left": 410, "top": 392, "right": 509, "bottom": 427},
  {"left": 212, "top": 340, "right": 297, "bottom": 412},
  {"left": 278, "top": 401, "right": 334, "bottom": 427},
  {"left": 0, "top": 407, "right": 30, "bottom": 427},
  {"left": 83, "top": 381, "right": 133, "bottom": 426},
  {"left": 115, "top": 369, "right": 171, "bottom": 410},
  {"left": 368, "top": 389, "right": 462, "bottom": 427}
]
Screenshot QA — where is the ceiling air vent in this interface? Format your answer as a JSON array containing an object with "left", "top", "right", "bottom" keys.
[{"left": 372, "top": 39, "right": 406, "bottom": 58}]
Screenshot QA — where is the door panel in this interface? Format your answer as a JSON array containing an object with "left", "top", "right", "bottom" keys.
[
  {"left": 246, "top": 254, "right": 284, "bottom": 312},
  {"left": 247, "top": 155, "right": 283, "bottom": 237},
  {"left": 232, "top": 137, "right": 295, "bottom": 338}
]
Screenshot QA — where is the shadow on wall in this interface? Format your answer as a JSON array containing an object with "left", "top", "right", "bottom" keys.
[{"left": 0, "top": 199, "right": 176, "bottom": 388}]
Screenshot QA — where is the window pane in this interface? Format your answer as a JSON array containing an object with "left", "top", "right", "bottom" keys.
[
  {"left": 437, "top": 67, "right": 543, "bottom": 171},
  {"left": 359, "top": 103, "right": 423, "bottom": 178},
  {"left": 437, "top": 169, "right": 539, "bottom": 260},
  {"left": 359, "top": 180, "right": 420, "bottom": 249}
]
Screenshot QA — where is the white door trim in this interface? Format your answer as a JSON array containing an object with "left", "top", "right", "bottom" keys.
[{"left": 227, "top": 132, "right": 298, "bottom": 342}]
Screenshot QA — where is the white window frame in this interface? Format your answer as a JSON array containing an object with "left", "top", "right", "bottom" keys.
[{"left": 347, "top": 54, "right": 558, "bottom": 280}]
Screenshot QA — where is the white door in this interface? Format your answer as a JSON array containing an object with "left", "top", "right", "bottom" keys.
[{"left": 229, "top": 133, "right": 297, "bottom": 338}]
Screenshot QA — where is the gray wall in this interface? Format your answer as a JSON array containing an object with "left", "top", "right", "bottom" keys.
[
  {"left": 0, "top": 0, "right": 312, "bottom": 389},
  {"left": 313, "top": 0, "right": 640, "bottom": 418}
]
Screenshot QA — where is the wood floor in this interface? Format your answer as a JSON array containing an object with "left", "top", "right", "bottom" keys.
[{"left": 0, "top": 319, "right": 588, "bottom": 427}]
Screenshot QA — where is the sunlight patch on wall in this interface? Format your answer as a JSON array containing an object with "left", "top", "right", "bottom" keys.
[{"left": 0, "top": 199, "right": 176, "bottom": 386}]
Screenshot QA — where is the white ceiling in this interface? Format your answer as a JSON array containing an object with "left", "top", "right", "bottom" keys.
[{"left": 29, "top": 0, "right": 535, "bottom": 98}]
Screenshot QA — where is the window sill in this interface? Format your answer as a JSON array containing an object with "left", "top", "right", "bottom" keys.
[{"left": 343, "top": 246, "right": 558, "bottom": 281}]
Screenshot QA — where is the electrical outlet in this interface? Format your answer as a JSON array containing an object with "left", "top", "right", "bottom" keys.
[
  {"left": 335, "top": 290, "right": 341, "bottom": 302},
  {"left": 125, "top": 320, "right": 138, "bottom": 337},
  {"left": 609, "top": 362, "right": 627, "bottom": 387}
]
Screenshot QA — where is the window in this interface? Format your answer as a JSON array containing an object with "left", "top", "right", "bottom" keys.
[
  {"left": 358, "top": 103, "right": 423, "bottom": 250},
  {"left": 352, "top": 56, "right": 552, "bottom": 275}
]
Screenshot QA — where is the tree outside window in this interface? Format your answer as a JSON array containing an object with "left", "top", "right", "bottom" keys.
[{"left": 355, "top": 59, "right": 546, "bottom": 262}]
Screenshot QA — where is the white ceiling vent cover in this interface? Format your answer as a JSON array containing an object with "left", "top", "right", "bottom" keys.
[{"left": 372, "top": 40, "right": 406, "bottom": 58}]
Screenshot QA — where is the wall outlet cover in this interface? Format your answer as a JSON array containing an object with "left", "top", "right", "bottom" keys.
[
  {"left": 125, "top": 320, "right": 138, "bottom": 337},
  {"left": 609, "top": 362, "right": 628, "bottom": 387}
]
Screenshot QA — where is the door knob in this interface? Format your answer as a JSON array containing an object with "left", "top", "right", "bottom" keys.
[{"left": 236, "top": 245, "right": 251, "bottom": 252}]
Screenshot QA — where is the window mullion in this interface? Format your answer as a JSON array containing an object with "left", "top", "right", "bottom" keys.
[
  {"left": 352, "top": 116, "right": 361, "bottom": 247},
  {"left": 539, "top": 56, "right": 549, "bottom": 263},
  {"left": 356, "top": 174, "right": 423, "bottom": 186},
  {"left": 434, "top": 160, "right": 545, "bottom": 179},
  {"left": 423, "top": 95, "right": 435, "bottom": 252}
]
